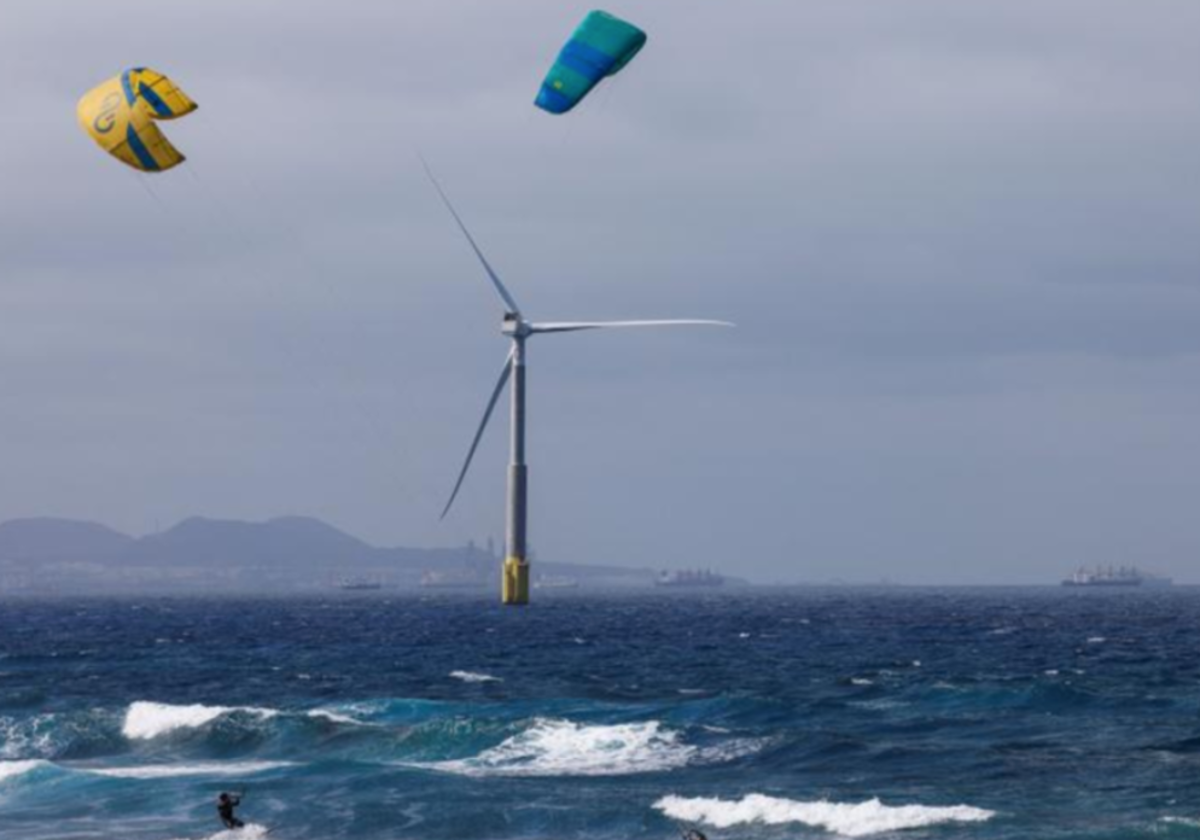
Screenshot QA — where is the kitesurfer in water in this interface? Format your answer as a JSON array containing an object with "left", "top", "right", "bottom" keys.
[{"left": 217, "top": 792, "right": 244, "bottom": 829}]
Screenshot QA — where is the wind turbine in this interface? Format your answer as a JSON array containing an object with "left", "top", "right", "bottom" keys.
[{"left": 425, "top": 162, "right": 732, "bottom": 605}]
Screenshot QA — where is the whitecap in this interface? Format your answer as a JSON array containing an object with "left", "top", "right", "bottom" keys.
[
  {"left": 850, "top": 678, "right": 874, "bottom": 686},
  {"left": 1087, "top": 636, "right": 1107, "bottom": 644},
  {"left": 411, "top": 719, "right": 760, "bottom": 778},
  {"left": 450, "top": 670, "right": 502, "bottom": 684},
  {"left": 306, "top": 709, "right": 365, "bottom": 725},
  {"left": 123, "top": 701, "right": 278, "bottom": 740},
  {"left": 654, "top": 793, "right": 995, "bottom": 837},
  {"left": 90, "top": 760, "right": 297, "bottom": 779},
  {"left": 0, "top": 760, "right": 49, "bottom": 783},
  {"left": 1161, "top": 816, "right": 1200, "bottom": 828}
]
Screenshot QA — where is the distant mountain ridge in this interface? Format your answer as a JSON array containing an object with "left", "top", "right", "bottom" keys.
[
  {"left": 0, "top": 517, "right": 134, "bottom": 561},
  {"left": 0, "top": 515, "right": 675, "bottom": 593}
]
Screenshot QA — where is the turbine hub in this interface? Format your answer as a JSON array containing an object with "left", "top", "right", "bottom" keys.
[{"left": 502, "top": 312, "right": 531, "bottom": 337}]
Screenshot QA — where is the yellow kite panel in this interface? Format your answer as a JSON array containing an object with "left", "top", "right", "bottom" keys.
[{"left": 78, "top": 68, "right": 197, "bottom": 173}]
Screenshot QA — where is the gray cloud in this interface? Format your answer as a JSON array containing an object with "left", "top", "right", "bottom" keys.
[{"left": 1, "top": 0, "right": 1199, "bottom": 583}]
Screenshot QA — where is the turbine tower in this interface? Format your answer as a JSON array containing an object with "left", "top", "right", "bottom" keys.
[{"left": 426, "top": 162, "right": 732, "bottom": 605}]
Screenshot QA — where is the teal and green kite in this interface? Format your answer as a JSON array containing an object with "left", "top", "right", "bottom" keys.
[{"left": 535, "top": 11, "right": 647, "bottom": 115}]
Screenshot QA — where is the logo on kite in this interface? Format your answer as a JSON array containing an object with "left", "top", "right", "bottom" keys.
[
  {"left": 77, "top": 68, "right": 197, "bottom": 173},
  {"left": 535, "top": 11, "right": 647, "bottom": 115}
]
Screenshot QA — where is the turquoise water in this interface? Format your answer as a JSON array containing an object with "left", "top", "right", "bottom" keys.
[{"left": 1, "top": 589, "right": 1198, "bottom": 839}]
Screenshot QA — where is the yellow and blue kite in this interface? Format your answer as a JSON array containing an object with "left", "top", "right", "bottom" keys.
[{"left": 78, "top": 68, "right": 197, "bottom": 172}]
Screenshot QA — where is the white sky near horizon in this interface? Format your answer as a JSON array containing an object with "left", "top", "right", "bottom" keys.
[{"left": 1, "top": 1, "right": 1199, "bottom": 584}]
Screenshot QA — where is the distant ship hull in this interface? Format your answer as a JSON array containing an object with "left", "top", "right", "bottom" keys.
[
  {"left": 1061, "top": 579, "right": 1141, "bottom": 588},
  {"left": 655, "top": 569, "right": 725, "bottom": 588},
  {"left": 1061, "top": 565, "right": 1173, "bottom": 588},
  {"left": 336, "top": 579, "right": 382, "bottom": 591},
  {"left": 421, "top": 571, "right": 489, "bottom": 589}
]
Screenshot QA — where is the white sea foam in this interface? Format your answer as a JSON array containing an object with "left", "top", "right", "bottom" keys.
[
  {"left": 0, "top": 760, "right": 49, "bottom": 783},
  {"left": 123, "top": 702, "right": 278, "bottom": 740},
  {"left": 0, "top": 714, "right": 56, "bottom": 759},
  {"left": 1087, "top": 636, "right": 1107, "bottom": 644},
  {"left": 654, "top": 794, "right": 995, "bottom": 838},
  {"left": 91, "top": 760, "right": 297, "bottom": 779},
  {"left": 416, "top": 719, "right": 759, "bottom": 778},
  {"left": 450, "top": 670, "right": 503, "bottom": 684},
  {"left": 1162, "top": 816, "right": 1200, "bottom": 828},
  {"left": 851, "top": 678, "right": 874, "bottom": 686},
  {"left": 164, "top": 823, "right": 271, "bottom": 840}
]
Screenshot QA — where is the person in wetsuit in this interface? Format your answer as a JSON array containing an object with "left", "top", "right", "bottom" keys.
[{"left": 217, "top": 792, "right": 244, "bottom": 829}]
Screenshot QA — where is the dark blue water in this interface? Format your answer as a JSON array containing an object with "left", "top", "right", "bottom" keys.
[{"left": 1, "top": 589, "right": 1198, "bottom": 840}]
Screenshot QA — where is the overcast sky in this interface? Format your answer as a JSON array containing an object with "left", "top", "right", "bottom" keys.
[{"left": 1, "top": 1, "right": 1199, "bottom": 584}]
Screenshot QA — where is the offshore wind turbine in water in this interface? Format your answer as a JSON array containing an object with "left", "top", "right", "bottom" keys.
[{"left": 424, "top": 162, "right": 733, "bottom": 605}]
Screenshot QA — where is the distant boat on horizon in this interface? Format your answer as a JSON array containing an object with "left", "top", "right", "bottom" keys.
[
  {"left": 420, "top": 570, "right": 490, "bottom": 589},
  {"left": 533, "top": 574, "right": 579, "bottom": 590},
  {"left": 335, "top": 576, "right": 383, "bottom": 591},
  {"left": 655, "top": 568, "right": 725, "bottom": 588},
  {"left": 1061, "top": 565, "right": 1173, "bottom": 588}
]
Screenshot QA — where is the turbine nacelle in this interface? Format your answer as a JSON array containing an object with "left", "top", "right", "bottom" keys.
[{"left": 501, "top": 312, "right": 532, "bottom": 338}]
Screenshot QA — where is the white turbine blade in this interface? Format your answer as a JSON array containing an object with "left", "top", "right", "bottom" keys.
[
  {"left": 529, "top": 319, "right": 735, "bottom": 334},
  {"left": 441, "top": 350, "right": 514, "bottom": 520},
  {"left": 420, "top": 155, "right": 523, "bottom": 315}
]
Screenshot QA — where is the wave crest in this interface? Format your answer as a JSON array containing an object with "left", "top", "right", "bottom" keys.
[
  {"left": 123, "top": 702, "right": 278, "bottom": 740},
  {"left": 450, "top": 671, "right": 503, "bottom": 684},
  {"left": 91, "top": 760, "right": 297, "bottom": 779},
  {"left": 0, "top": 760, "right": 50, "bottom": 783},
  {"left": 654, "top": 794, "right": 995, "bottom": 837}
]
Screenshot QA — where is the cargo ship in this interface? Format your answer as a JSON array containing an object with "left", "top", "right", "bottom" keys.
[
  {"left": 1061, "top": 565, "right": 1173, "bottom": 588},
  {"left": 655, "top": 568, "right": 725, "bottom": 588},
  {"left": 335, "top": 577, "right": 383, "bottom": 591},
  {"left": 420, "top": 570, "right": 490, "bottom": 589},
  {"left": 533, "top": 574, "right": 579, "bottom": 590}
]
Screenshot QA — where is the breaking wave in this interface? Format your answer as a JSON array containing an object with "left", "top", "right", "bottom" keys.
[
  {"left": 123, "top": 702, "right": 279, "bottom": 740},
  {"left": 0, "top": 760, "right": 50, "bottom": 783},
  {"left": 654, "top": 793, "right": 995, "bottom": 837},
  {"left": 414, "top": 718, "right": 762, "bottom": 777}
]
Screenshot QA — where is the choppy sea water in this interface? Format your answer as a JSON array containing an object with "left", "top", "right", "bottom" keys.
[{"left": 0, "top": 589, "right": 1198, "bottom": 840}]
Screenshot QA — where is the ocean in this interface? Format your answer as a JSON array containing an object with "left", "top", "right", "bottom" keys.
[{"left": 0, "top": 589, "right": 1197, "bottom": 840}]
